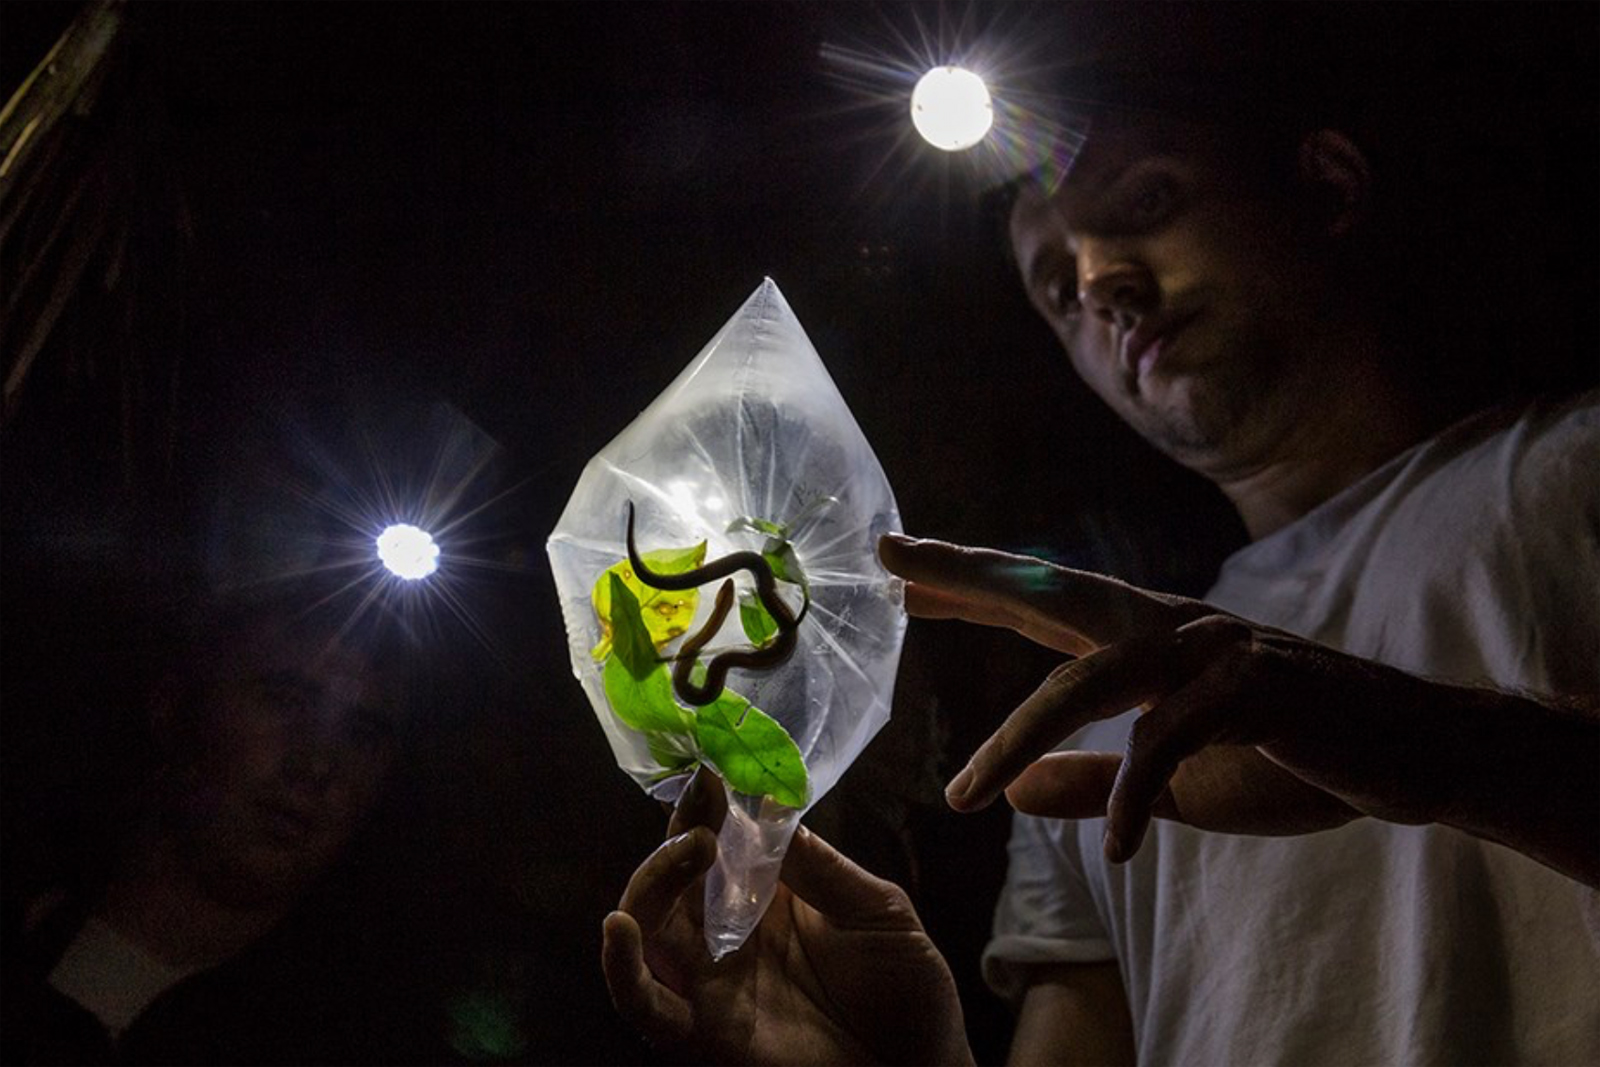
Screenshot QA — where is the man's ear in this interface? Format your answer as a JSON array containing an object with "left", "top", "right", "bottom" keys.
[{"left": 1298, "top": 129, "right": 1371, "bottom": 237}]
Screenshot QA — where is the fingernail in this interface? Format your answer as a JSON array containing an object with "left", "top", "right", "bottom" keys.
[
  {"left": 1103, "top": 826, "right": 1125, "bottom": 864},
  {"left": 946, "top": 764, "right": 975, "bottom": 805},
  {"left": 881, "top": 532, "right": 918, "bottom": 545},
  {"left": 668, "top": 830, "right": 705, "bottom": 871}
]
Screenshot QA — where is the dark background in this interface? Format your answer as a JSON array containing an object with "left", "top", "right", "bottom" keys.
[{"left": 3, "top": 3, "right": 1596, "bottom": 1063}]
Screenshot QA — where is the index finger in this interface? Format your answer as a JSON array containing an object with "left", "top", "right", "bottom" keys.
[
  {"left": 879, "top": 535, "right": 1196, "bottom": 650},
  {"left": 948, "top": 616, "right": 1248, "bottom": 812}
]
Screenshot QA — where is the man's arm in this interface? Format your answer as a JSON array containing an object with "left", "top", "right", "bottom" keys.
[
  {"left": 880, "top": 535, "right": 1600, "bottom": 888},
  {"left": 1009, "top": 962, "right": 1135, "bottom": 1067},
  {"left": 1323, "top": 684, "right": 1600, "bottom": 890}
]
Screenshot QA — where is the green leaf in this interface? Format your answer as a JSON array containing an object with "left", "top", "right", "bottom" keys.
[
  {"left": 603, "top": 656, "right": 694, "bottom": 735},
  {"left": 727, "top": 515, "right": 787, "bottom": 538},
  {"left": 761, "top": 540, "right": 808, "bottom": 593},
  {"left": 606, "top": 575, "right": 659, "bottom": 678},
  {"left": 738, "top": 590, "right": 780, "bottom": 647},
  {"left": 591, "top": 541, "right": 707, "bottom": 659},
  {"left": 646, "top": 733, "right": 699, "bottom": 777},
  {"left": 694, "top": 691, "right": 809, "bottom": 809}
]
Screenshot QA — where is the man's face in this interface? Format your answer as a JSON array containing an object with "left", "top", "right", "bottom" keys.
[
  {"left": 166, "top": 619, "right": 403, "bottom": 906},
  {"left": 1009, "top": 114, "right": 1332, "bottom": 470}
]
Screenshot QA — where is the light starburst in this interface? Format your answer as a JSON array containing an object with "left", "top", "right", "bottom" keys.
[
  {"left": 813, "top": 3, "right": 1091, "bottom": 215},
  {"left": 206, "top": 399, "right": 529, "bottom": 671}
]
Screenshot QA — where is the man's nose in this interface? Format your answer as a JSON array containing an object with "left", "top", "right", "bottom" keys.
[
  {"left": 284, "top": 724, "right": 338, "bottom": 786},
  {"left": 1079, "top": 258, "right": 1157, "bottom": 331}
]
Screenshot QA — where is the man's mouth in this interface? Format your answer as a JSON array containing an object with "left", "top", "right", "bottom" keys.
[
  {"left": 257, "top": 799, "right": 316, "bottom": 843},
  {"left": 1121, "top": 312, "right": 1198, "bottom": 386}
]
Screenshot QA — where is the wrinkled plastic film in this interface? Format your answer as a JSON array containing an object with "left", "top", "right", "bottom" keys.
[
  {"left": 547, "top": 278, "right": 905, "bottom": 958},
  {"left": 703, "top": 795, "right": 800, "bottom": 961}
]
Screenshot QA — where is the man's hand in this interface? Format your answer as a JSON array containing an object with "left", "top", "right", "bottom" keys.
[
  {"left": 601, "top": 768, "right": 974, "bottom": 1066},
  {"left": 878, "top": 535, "right": 1600, "bottom": 888}
]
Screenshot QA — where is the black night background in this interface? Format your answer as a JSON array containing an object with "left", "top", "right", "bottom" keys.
[{"left": 3, "top": 3, "right": 1596, "bottom": 1063}]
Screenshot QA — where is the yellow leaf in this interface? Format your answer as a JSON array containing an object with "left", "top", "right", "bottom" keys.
[{"left": 590, "top": 541, "right": 707, "bottom": 660}]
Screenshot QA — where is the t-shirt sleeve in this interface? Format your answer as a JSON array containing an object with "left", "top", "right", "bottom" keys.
[
  {"left": 981, "top": 810, "right": 1116, "bottom": 1005},
  {"left": 1507, "top": 394, "right": 1600, "bottom": 694}
]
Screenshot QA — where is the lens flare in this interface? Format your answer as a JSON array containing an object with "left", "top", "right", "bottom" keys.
[
  {"left": 377, "top": 523, "right": 440, "bottom": 580},
  {"left": 817, "top": 5, "right": 1092, "bottom": 211},
  {"left": 205, "top": 400, "right": 527, "bottom": 675},
  {"left": 911, "top": 66, "right": 993, "bottom": 150}
]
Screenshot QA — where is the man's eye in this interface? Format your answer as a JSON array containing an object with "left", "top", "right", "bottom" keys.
[
  {"left": 1043, "top": 271, "right": 1081, "bottom": 317},
  {"left": 1127, "top": 176, "right": 1177, "bottom": 227}
]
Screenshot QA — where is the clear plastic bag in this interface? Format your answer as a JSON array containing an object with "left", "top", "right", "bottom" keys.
[{"left": 547, "top": 278, "right": 905, "bottom": 959}]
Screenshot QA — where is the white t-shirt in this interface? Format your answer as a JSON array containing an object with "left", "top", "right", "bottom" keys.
[
  {"left": 48, "top": 917, "right": 196, "bottom": 1040},
  {"left": 984, "top": 393, "right": 1600, "bottom": 1066}
]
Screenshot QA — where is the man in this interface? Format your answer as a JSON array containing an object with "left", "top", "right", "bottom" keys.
[
  {"left": 2, "top": 595, "right": 413, "bottom": 1064},
  {"left": 603, "top": 7, "right": 1598, "bottom": 1064}
]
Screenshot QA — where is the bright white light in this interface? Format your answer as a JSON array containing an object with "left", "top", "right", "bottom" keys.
[
  {"left": 664, "top": 479, "right": 726, "bottom": 518},
  {"left": 376, "top": 523, "right": 440, "bottom": 580},
  {"left": 911, "top": 66, "right": 993, "bottom": 151}
]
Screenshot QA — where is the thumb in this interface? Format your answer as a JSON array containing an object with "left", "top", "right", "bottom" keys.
[{"left": 780, "top": 826, "right": 918, "bottom": 930}]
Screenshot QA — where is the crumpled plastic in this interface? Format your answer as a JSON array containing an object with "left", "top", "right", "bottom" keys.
[{"left": 547, "top": 278, "right": 905, "bottom": 959}]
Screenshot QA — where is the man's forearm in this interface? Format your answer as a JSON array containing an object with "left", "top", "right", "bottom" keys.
[
  {"left": 1009, "top": 962, "right": 1135, "bottom": 1067},
  {"left": 1430, "top": 686, "right": 1600, "bottom": 889},
  {"left": 1266, "top": 659, "right": 1599, "bottom": 889}
]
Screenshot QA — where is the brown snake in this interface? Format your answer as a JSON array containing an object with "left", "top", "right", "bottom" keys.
[{"left": 626, "top": 501, "right": 804, "bottom": 706}]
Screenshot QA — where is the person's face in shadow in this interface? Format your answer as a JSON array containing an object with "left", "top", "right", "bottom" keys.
[
  {"left": 157, "top": 614, "right": 404, "bottom": 907},
  {"left": 1008, "top": 113, "right": 1345, "bottom": 474}
]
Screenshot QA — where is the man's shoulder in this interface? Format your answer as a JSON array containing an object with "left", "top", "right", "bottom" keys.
[
  {"left": 1337, "top": 389, "right": 1598, "bottom": 583},
  {"left": 1406, "top": 389, "right": 1598, "bottom": 532},
  {"left": 1208, "top": 389, "right": 1598, "bottom": 676},
  {"left": 1430, "top": 390, "right": 1598, "bottom": 476},
  {"left": 1341, "top": 389, "right": 1597, "bottom": 538},
  {"left": 1211, "top": 392, "right": 1594, "bottom": 587},
  {"left": 1498, "top": 389, "right": 1600, "bottom": 494}
]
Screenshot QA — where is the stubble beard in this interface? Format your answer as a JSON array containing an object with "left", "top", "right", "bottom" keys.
[
  {"left": 1132, "top": 337, "right": 1292, "bottom": 476},
  {"left": 1135, "top": 360, "right": 1270, "bottom": 464}
]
